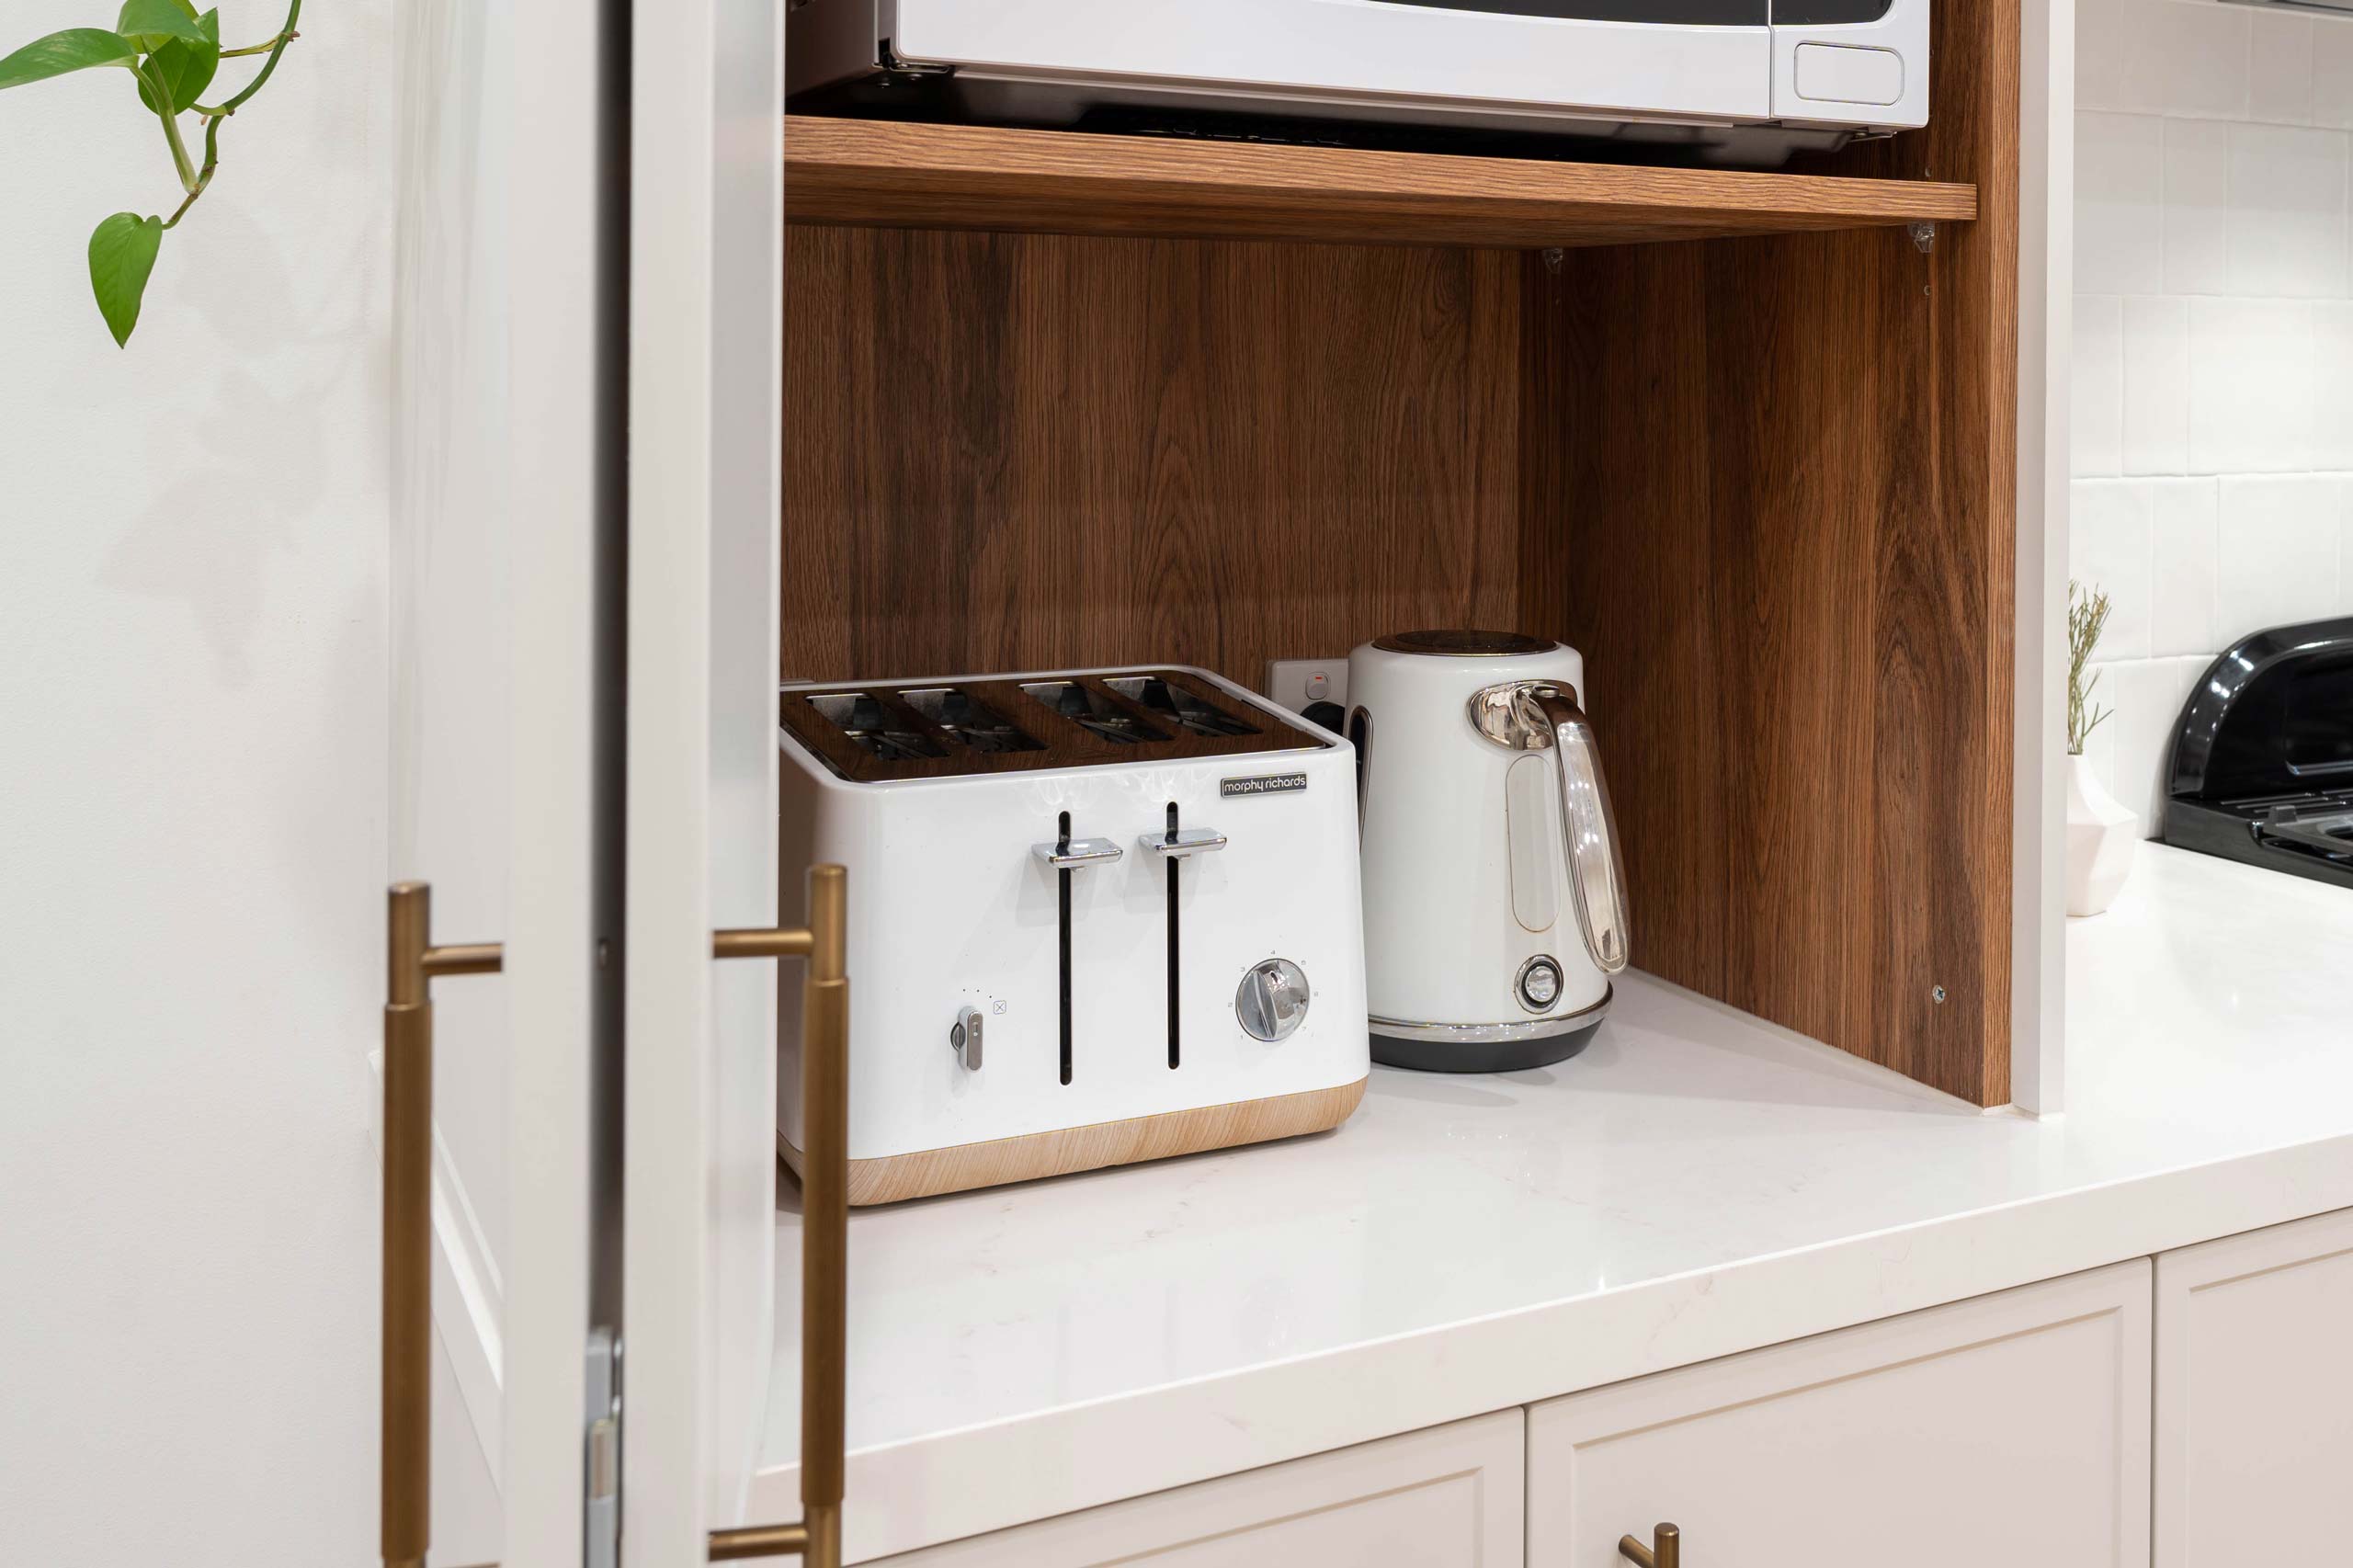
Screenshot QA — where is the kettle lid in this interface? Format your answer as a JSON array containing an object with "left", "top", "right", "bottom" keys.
[{"left": 1371, "top": 630, "right": 1557, "bottom": 658}]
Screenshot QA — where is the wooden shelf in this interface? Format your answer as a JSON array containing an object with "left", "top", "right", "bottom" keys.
[{"left": 783, "top": 115, "right": 1977, "bottom": 250}]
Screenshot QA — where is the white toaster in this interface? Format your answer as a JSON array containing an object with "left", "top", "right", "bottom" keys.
[{"left": 777, "top": 665, "right": 1370, "bottom": 1204}]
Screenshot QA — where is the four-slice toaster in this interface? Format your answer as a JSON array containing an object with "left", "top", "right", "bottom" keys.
[{"left": 777, "top": 665, "right": 1370, "bottom": 1205}]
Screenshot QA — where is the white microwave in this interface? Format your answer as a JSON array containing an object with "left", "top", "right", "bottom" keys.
[{"left": 788, "top": 0, "right": 1929, "bottom": 165}]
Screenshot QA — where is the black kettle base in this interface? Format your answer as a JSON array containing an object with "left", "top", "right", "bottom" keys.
[{"left": 1370, "top": 1019, "right": 1601, "bottom": 1075}]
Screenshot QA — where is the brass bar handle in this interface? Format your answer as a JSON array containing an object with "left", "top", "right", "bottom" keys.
[
  {"left": 382, "top": 883, "right": 504, "bottom": 1568},
  {"left": 1619, "top": 1522, "right": 1681, "bottom": 1568},
  {"left": 710, "top": 862, "right": 849, "bottom": 1567}
]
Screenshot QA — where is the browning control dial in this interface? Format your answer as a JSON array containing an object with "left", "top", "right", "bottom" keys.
[{"left": 1235, "top": 959, "right": 1312, "bottom": 1042}]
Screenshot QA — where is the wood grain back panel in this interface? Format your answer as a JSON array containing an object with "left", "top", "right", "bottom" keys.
[{"left": 782, "top": 226, "right": 1521, "bottom": 687}]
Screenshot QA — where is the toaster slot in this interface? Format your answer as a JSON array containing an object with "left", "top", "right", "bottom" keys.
[
  {"left": 1055, "top": 810, "right": 1074, "bottom": 1086},
  {"left": 1104, "top": 675, "right": 1261, "bottom": 740},
  {"left": 897, "top": 686, "right": 1044, "bottom": 756},
  {"left": 1164, "top": 802, "right": 1180, "bottom": 1070},
  {"left": 1020, "top": 680, "right": 1170, "bottom": 746},
  {"left": 1137, "top": 801, "right": 1233, "bottom": 1070},
  {"left": 806, "top": 691, "right": 948, "bottom": 763}
]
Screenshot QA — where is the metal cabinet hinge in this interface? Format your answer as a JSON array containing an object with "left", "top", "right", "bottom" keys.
[
  {"left": 875, "top": 39, "right": 953, "bottom": 79},
  {"left": 586, "top": 1330, "right": 623, "bottom": 1568}
]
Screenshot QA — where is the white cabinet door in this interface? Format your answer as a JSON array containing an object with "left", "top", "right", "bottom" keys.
[
  {"left": 1529, "top": 1261, "right": 2152, "bottom": 1568},
  {"left": 871, "top": 1412, "right": 1524, "bottom": 1568},
  {"left": 2156, "top": 1207, "right": 2353, "bottom": 1567},
  {"left": 624, "top": 0, "right": 789, "bottom": 1555},
  {"left": 390, "top": 3, "right": 620, "bottom": 1563}
]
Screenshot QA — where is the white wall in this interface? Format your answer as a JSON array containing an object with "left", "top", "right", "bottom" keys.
[
  {"left": 0, "top": 4, "right": 494, "bottom": 1562},
  {"left": 2074, "top": 0, "right": 2353, "bottom": 827}
]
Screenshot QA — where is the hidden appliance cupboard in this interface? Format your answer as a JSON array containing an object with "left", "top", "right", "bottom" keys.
[
  {"left": 779, "top": 0, "right": 2029, "bottom": 1109},
  {"left": 383, "top": 0, "right": 2050, "bottom": 1561}
]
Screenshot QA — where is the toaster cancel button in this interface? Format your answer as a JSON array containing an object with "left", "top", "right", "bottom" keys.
[{"left": 950, "top": 1006, "right": 984, "bottom": 1071}]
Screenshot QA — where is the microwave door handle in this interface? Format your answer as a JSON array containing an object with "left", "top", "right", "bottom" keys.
[{"left": 1528, "top": 687, "right": 1631, "bottom": 976}]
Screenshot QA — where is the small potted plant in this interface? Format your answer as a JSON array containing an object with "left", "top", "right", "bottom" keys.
[{"left": 2065, "top": 581, "right": 2137, "bottom": 916}]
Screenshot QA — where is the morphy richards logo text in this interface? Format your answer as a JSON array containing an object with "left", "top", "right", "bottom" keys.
[{"left": 1221, "top": 772, "right": 1309, "bottom": 799}]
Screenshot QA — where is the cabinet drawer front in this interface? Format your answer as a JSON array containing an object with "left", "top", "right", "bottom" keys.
[
  {"left": 1529, "top": 1261, "right": 2152, "bottom": 1568},
  {"left": 871, "top": 1410, "right": 1523, "bottom": 1567},
  {"left": 2157, "top": 1207, "right": 2353, "bottom": 1568}
]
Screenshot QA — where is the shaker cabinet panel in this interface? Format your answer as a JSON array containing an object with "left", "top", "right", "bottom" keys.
[
  {"left": 2156, "top": 1207, "right": 2353, "bottom": 1568},
  {"left": 869, "top": 1410, "right": 1523, "bottom": 1567},
  {"left": 1528, "top": 1262, "right": 2152, "bottom": 1568}
]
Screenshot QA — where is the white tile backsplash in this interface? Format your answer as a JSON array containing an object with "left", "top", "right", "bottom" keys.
[
  {"left": 2315, "top": 20, "right": 2353, "bottom": 129},
  {"left": 2188, "top": 297, "right": 2314, "bottom": 472},
  {"left": 2162, "top": 119, "right": 2232, "bottom": 294},
  {"left": 2312, "top": 302, "right": 2353, "bottom": 467},
  {"left": 2216, "top": 474, "right": 2348, "bottom": 636},
  {"left": 2077, "top": 0, "right": 2132, "bottom": 112},
  {"left": 2110, "top": 656, "right": 2210, "bottom": 826},
  {"left": 2079, "top": 113, "right": 2167, "bottom": 293},
  {"left": 2147, "top": 478, "right": 2222, "bottom": 655},
  {"left": 2076, "top": 674, "right": 2120, "bottom": 799},
  {"left": 2250, "top": 12, "right": 2316, "bottom": 127},
  {"left": 2075, "top": 295, "right": 2125, "bottom": 477},
  {"left": 2092, "top": 0, "right": 2252, "bottom": 120},
  {"left": 2121, "top": 295, "right": 2190, "bottom": 472},
  {"left": 2225, "top": 123, "right": 2349, "bottom": 297},
  {"left": 2072, "top": 482, "right": 2156, "bottom": 660},
  {"left": 2075, "top": 0, "right": 2353, "bottom": 841}
]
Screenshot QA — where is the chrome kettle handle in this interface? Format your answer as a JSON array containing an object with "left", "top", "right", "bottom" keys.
[{"left": 1525, "top": 687, "right": 1631, "bottom": 976}]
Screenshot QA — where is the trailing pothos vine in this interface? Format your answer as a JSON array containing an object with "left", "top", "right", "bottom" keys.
[{"left": 0, "top": 0, "right": 302, "bottom": 346}]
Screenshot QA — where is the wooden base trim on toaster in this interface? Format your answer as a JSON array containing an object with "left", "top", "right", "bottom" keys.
[{"left": 779, "top": 1077, "right": 1369, "bottom": 1206}]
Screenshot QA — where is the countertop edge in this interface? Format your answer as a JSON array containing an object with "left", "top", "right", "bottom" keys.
[{"left": 749, "top": 1127, "right": 2353, "bottom": 1562}]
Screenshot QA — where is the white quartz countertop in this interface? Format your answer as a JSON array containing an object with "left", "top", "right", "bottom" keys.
[{"left": 753, "top": 844, "right": 2353, "bottom": 1561}]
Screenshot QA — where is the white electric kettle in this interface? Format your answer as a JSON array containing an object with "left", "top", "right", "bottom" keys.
[{"left": 1345, "top": 631, "right": 1630, "bottom": 1072}]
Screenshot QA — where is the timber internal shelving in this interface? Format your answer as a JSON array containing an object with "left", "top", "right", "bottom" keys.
[{"left": 782, "top": 114, "right": 1978, "bottom": 250}]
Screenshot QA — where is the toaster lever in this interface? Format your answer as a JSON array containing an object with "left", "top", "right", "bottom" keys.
[
  {"left": 1140, "top": 827, "right": 1228, "bottom": 860},
  {"left": 1032, "top": 837, "right": 1124, "bottom": 870}
]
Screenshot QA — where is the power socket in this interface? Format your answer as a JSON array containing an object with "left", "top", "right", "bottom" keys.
[{"left": 1264, "top": 657, "right": 1348, "bottom": 718}]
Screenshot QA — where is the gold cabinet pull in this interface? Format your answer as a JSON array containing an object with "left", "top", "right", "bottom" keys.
[
  {"left": 381, "top": 884, "right": 504, "bottom": 1568},
  {"left": 1619, "top": 1523, "right": 1681, "bottom": 1568},
  {"left": 379, "top": 865, "right": 849, "bottom": 1568},
  {"left": 710, "top": 862, "right": 850, "bottom": 1566}
]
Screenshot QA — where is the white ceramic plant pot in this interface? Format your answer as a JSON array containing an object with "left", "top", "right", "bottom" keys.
[{"left": 2065, "top": 753, "right": 2139, "bottom": 917}]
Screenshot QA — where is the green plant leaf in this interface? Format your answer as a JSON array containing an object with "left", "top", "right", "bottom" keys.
[
  {"left": 88, "top": 212, "right": 164, "bottom": 347},
  {"left": 0, "top": 28, "right": 140, "bottom": 90},
  {"left": 115, "top": 0, "right": 209, "bottom": 50},
  {"left": 135, "top": 8, "right": 218, "bottom": 113}
]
